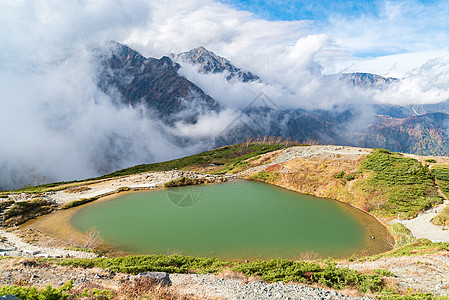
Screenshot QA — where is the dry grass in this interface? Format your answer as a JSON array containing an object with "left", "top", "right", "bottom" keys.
[
  {"left": 297, "top": 251, "right": 320, "bottom": 261},
  {"left": 218, "top": 270, "right": 261, "bottom": 285},
  {"left": 64, "top": 186, "right": 91, "bottom": 193},
  {"left": 67, "top": 227, "right": 103, "bottom": 250},
  {"left": 258, "top": 157, "right": 363, "bottom": 208},
  {"left": 119, "top": 277, "right": 192, "bottom": 300},
  {"left": 218, "top": 270, "right": 247, "bottom": 280},
  {"left": 432, "top": 204, "right": 449, "bottom": 226}
]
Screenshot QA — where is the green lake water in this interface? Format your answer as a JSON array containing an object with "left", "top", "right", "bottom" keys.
[{"left": 71, "top": 180, "right": 391, "bottom": 259}]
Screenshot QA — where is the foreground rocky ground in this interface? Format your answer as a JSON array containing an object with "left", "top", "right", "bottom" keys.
[{"left": 0, "top": 257, "right": 373, "bottom": 299}]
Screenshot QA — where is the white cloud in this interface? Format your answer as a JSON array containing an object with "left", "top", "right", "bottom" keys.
[
  {"left": 376, "top": 56, "right": 449, "bottom": 104},
  {"left": 2, "top": 0, "right": 449, "bottom": 188}
]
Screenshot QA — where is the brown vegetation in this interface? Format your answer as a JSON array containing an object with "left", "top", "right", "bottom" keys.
[{"left": 64, "top": 186, "right": 91, "bottom": 193}]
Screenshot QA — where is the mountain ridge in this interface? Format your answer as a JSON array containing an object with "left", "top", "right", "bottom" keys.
[
  {"left": 97, "top": 42, "right": 221, "bottom": 124},
  {"left": 97, "top": 42, "right": 449, "bottom": 157}
]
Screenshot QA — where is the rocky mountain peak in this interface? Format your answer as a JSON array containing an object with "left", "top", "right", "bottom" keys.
[
  {"left": 172, "top": 46, "right": 260, "bottom": 82},
  {"left": 96, "top": 41, "right": 220, "bottom": 124}
]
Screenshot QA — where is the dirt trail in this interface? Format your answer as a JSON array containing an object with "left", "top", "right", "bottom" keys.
[{"left": 346, "top": 253, "right": 449, "bottom": 296}]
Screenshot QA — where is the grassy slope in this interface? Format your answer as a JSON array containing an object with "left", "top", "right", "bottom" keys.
[
  {"left": 1, "top": 143, "right": 287, "bottom": 194},
  {"left": 97, "top": 143, "right": 287, "bottom": 178},
  {"left": 356, "top": 149, "right": 442, "bottom": 219}
]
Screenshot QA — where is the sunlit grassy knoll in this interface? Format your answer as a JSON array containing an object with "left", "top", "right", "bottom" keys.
[{"left": 356, "top": 149, "right": 442, "bottom": 219}]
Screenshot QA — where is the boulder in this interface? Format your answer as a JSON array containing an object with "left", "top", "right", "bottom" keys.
[
  {"left": 0, "top": 295, "right": 20, "bottom": 300},
  {"left": 137, "top": 272, "right": 171, "bottom": 287}
]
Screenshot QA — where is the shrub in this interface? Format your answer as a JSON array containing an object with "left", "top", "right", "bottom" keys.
[
  {"left": 389, "top": 223, "right": 416, "bottom": 247},
  {"left": 115, "top": 186, "right": 131, "bottom": 192},
  {"left": 378, "top": 292, "right": 449, "bottom": 300},
  {"left": 333, "top": 171, "right": 345, "bottom": 179},
  {"left": 0, "top": 199, "right": 15, "bottom": 212},
  {"left": 232, "top": 259, "right": 389, "bottom": 292},
  {"left": 3, "top": 198, "right": 55, "bottom": 226},
  {"left": 343, "top": 174, "right": 356, "bottom": 181},
  {"left": 67, "top": 227, "right": 103, "bottom": 250},
  {"left": 374, "top": 148, "right": 392, "bottom": 154},
  {"left": 58, "top": 255, "right": 391, "bottom": 293},
  {"left": 425, "top": 159, "right": 437, "bottom": 163},
  {"left": 0, "top": 284, "right": 71, "bottom": 299},
  {"left": 164, "top": 177, "right": 210, "bottom": 188}
]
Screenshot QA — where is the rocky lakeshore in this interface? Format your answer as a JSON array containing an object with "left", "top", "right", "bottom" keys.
[{"left": 0, "top": 170, "right": 229, "bottom": 259}]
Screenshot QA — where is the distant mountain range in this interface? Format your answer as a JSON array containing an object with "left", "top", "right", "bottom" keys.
[{"left": 96, "top": 41, "right": 449, "bottom": 156}]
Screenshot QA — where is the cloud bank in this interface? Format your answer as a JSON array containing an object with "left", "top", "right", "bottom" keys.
[{"left": 1, "top": 0, "right": 449, "bottom": 189}]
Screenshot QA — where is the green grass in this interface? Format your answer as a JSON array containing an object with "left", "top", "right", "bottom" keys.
[
  {"left": 64, "top": 246, "right": 103, "bottom": 256},
  {"left": 249, "top": 171, "right": 279, "bottom": 183},
  {"left": 0, "top": 281, "right": 72, "bottom": 300},
  {"left": 358, "top": 149, "right": 442, "bottom": 219},
  {"left": 0, "top": 280, "right": 114, "bottom": 300},
  {"left": 60, "top": 197, "right": 99, "bottom": 210},
  {"left": 96, "top": 143, "right": 288, "bottom": 179},
  {"left": 56, "top": 254, "right": 391, "bottom": 293},
  {"left": 9, "top": 182, "right": 88, "bottom": 194}
]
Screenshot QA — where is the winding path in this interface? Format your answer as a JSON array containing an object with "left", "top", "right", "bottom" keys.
[{"left": 401, "top": 190, "right": 449, "bottom": 242}]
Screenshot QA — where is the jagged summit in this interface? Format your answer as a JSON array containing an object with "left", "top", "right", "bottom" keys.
[{"left": 172, "top": 46, "right": 260, "bottom": 82}]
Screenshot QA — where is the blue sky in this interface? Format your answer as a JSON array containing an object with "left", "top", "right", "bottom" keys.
[
  {"left": 220, "top": 0, "right": 381, "bottom": 21},
  {"left": 219, "top": 0, "right": 439, "bottom": 22},
  {"left": 219, "top": 0, "right": 449, "bottom": 60}
]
